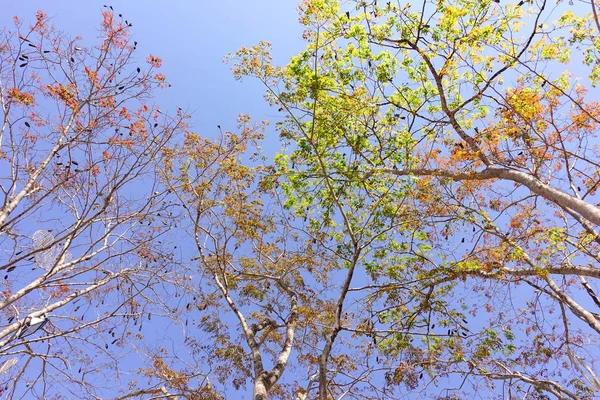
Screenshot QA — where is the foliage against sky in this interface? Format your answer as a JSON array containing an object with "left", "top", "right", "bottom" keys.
[
  {"left": 227, "top": 0, "right": 600, "bottom": 398},
  {"left": 2, "top": 0, "right": 600, "bottom": 399},
  {"left": 0, "top": 9, "right": 193, "bottom": 399}
]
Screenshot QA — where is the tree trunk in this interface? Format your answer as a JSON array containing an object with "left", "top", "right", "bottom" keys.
[{"left": 253, "top": 374, "right": 269, "bottom": 400}]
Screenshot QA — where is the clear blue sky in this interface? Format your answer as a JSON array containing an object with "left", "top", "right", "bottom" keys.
[{"left": 0, "top": 0, "right": 305, "bottom": 140}]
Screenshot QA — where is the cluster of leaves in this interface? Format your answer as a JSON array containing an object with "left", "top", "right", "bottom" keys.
[{"left": 223, "top": 0, "right": 600, "bottom": 398}]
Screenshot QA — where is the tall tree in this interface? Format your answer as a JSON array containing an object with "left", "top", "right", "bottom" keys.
[
  {"left": 0, "top": 9, "right": 187, "bottom": 398},
  {"left": 229, "top": 0, "right": 600, "bottom": 398},
  {"left": 159, "top": 115, "right": 323, "bottom": 399}
]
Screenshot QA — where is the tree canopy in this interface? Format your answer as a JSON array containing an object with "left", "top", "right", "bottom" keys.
[
  {"left": 226, "top": 0, "right": 600, "bottom": 398},
  {"left": 0, "top": 9, "right": 191, "bottom": 399},
  {"left": 2, "top": 1, "right": 600, "bottom": 399}
]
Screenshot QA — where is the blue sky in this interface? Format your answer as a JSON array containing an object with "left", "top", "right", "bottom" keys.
[{"left": 0, "top": 0, "right": 305, "bottom": 142}]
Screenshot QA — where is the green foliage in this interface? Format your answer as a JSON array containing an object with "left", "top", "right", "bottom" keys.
[{"left": 224, "top": 0, "right": 600, "bottom": 398}]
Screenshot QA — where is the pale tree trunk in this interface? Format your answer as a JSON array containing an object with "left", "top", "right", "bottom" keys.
[
  {"left": 200, "top": 244, "right": 298, "bottom": 400},
  {"left": 383, "top": 166, "right": 600, "bottom": 227},
  {"left": 253, "top": 374, "right": 269, "bottom": 400}
]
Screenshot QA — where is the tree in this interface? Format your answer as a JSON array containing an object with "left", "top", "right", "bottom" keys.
[
  {"left": 160, "top": 120, "right": 296, "bottom": 399},
  {"left": 6, "top": 2, "right": 600, "bottom": 399},
  {"left": 0, "top": 9, "right": 189, "bottom": 399},
  {"left": 226, "top": 0, "right": 600, "bottom": 398}
]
